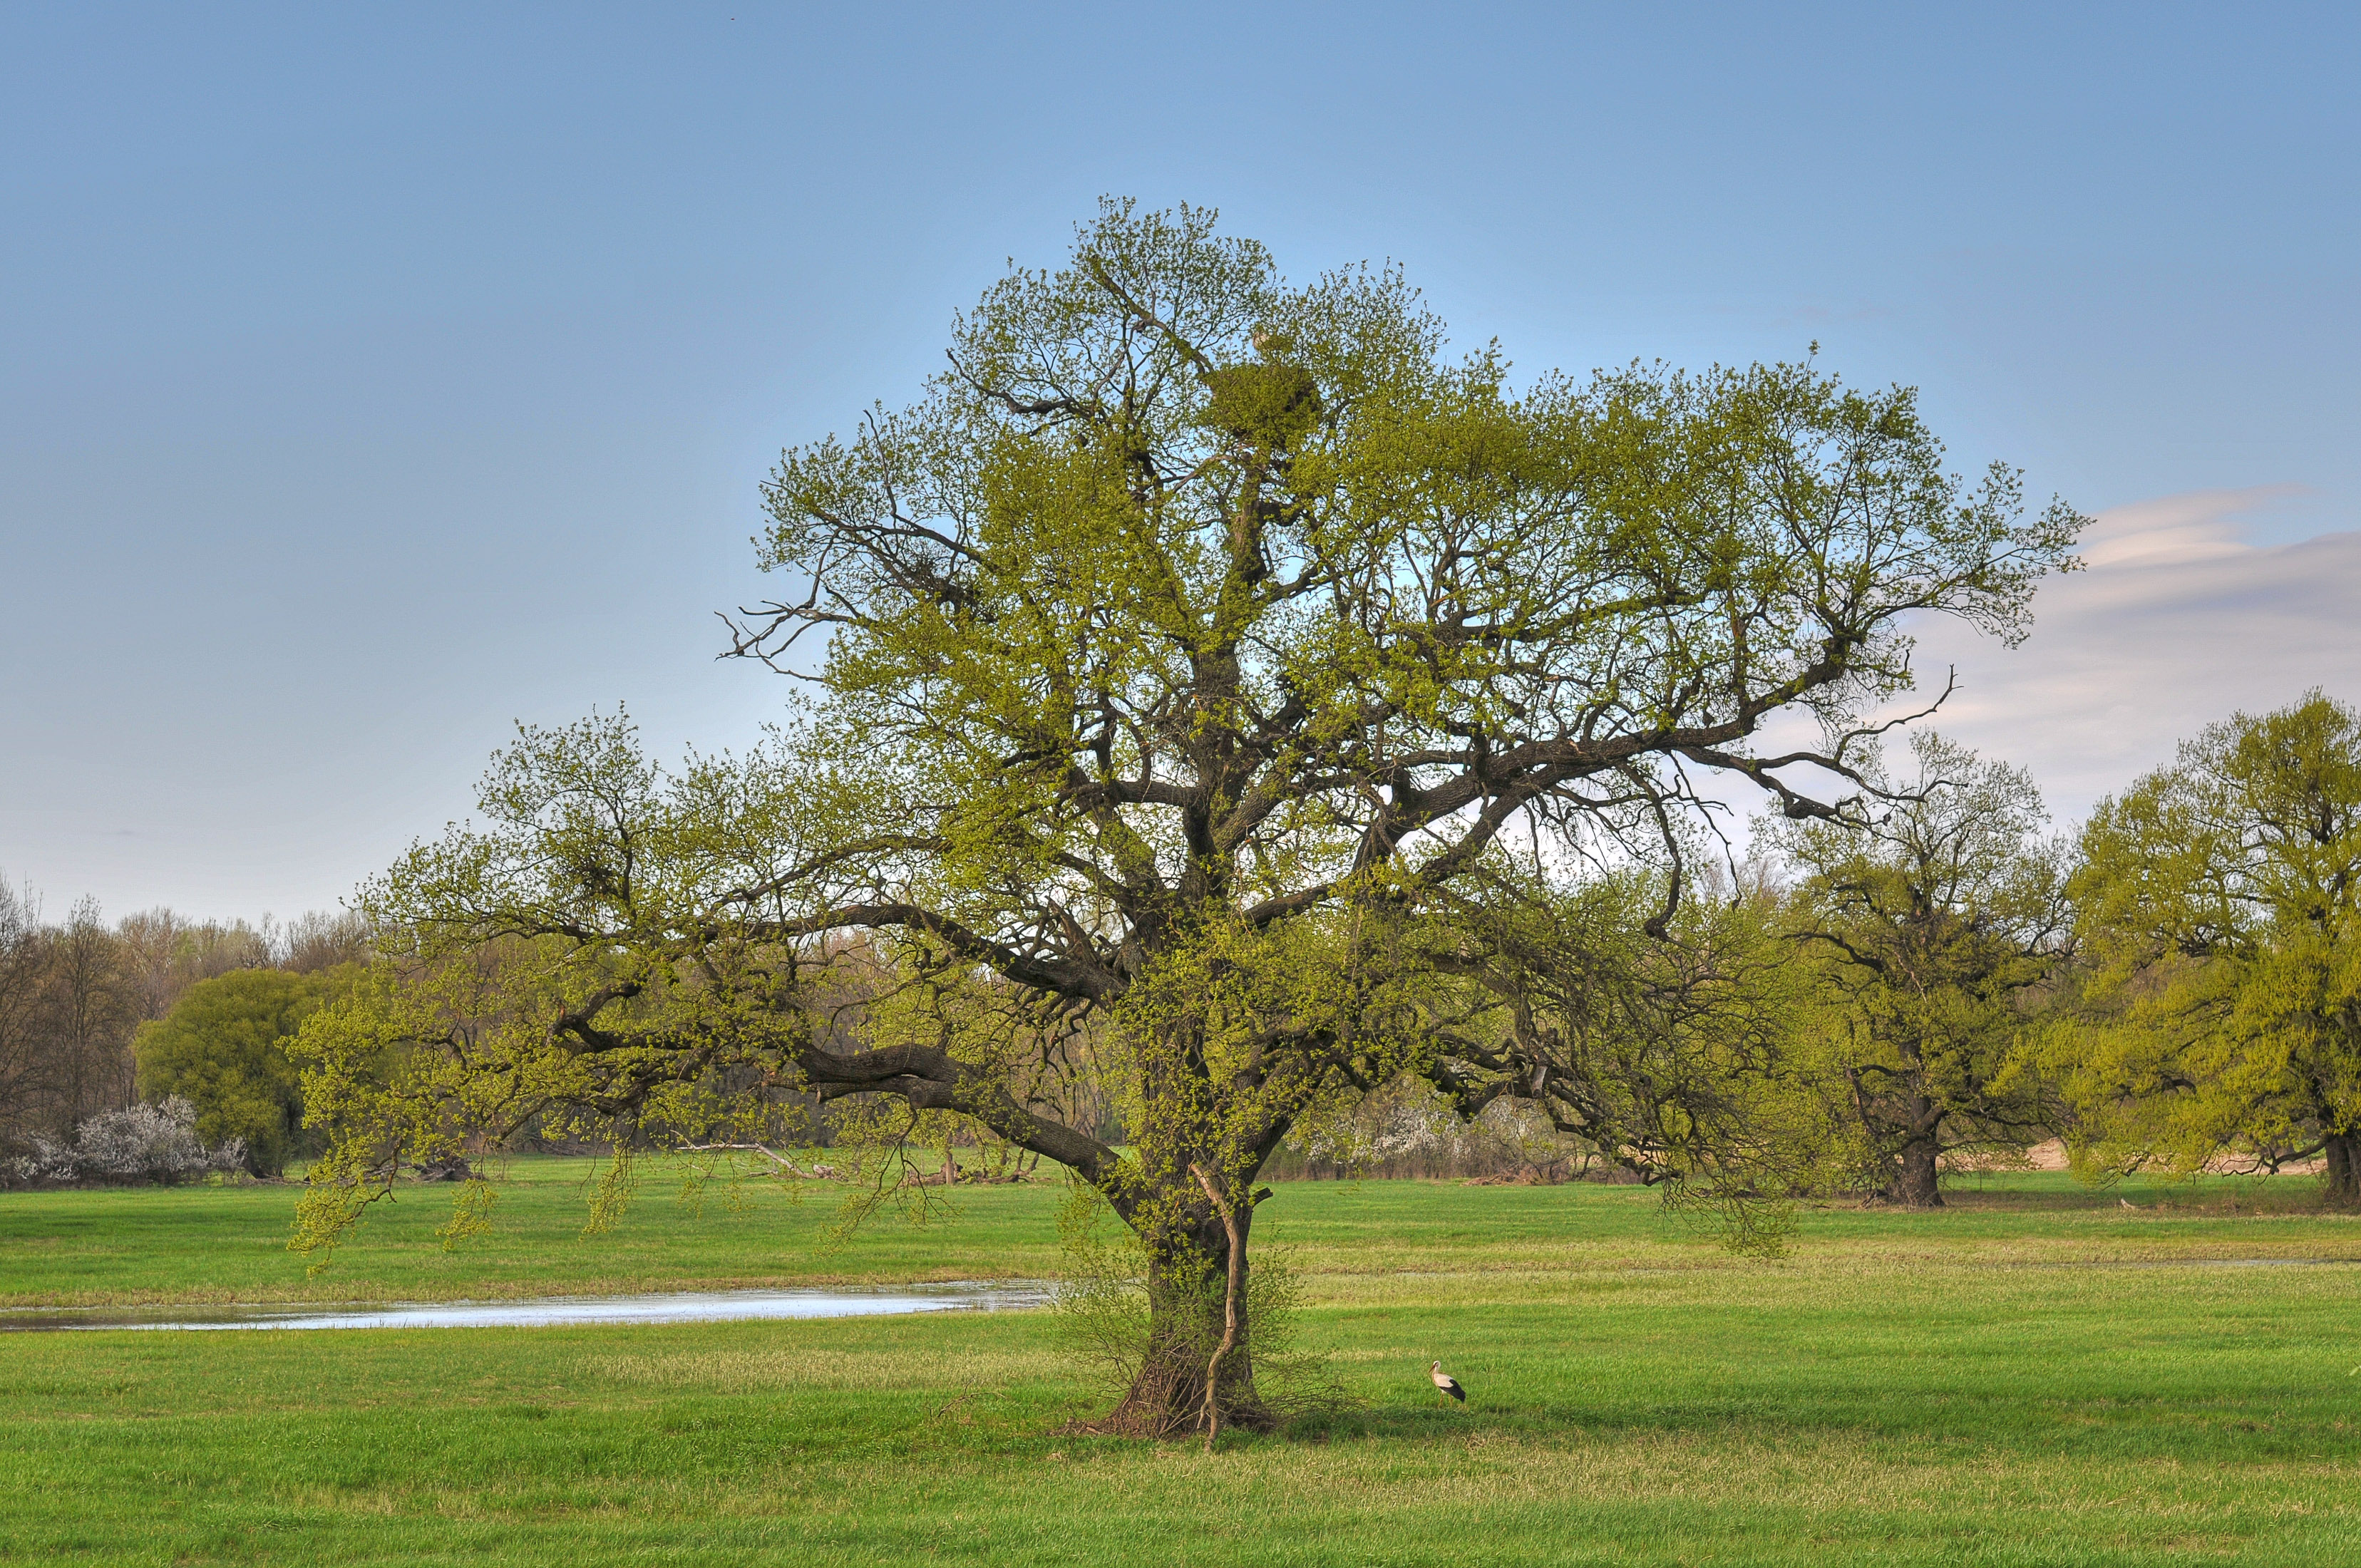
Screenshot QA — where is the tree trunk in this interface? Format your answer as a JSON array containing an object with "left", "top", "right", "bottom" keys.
[
  {"left": 1883, "top": 1138, "right": 1943, "bottom": 1207},
  {"left": 2325, "top": 1133, "right": 2360, "bottom": 1208},
  {"left": 1090, "top": 1212, "right": 1275, "bottom": 1438}
]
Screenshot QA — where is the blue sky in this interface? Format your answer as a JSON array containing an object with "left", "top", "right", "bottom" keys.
[{"left": 4, "top": 2, "right": 2357, "bottom": 919}]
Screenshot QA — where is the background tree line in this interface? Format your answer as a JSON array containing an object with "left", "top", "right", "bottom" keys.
[
  {"left": 1294, "top": 690, "right": 2361, "bottom": 1213},
  {"left": 11, "top": 691, "right": 2354, "bottom": 1212},
  {"left": 1434, "top": 690, "right": 2361, "bottom": 1212},
  {"left": 0, "top": 893, "right": 364, "bottom": 1179}
]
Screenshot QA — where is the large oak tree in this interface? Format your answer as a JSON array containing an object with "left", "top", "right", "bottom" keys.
[{"left": 294, "top": 202, "right": 2081, "bottom": 1433}]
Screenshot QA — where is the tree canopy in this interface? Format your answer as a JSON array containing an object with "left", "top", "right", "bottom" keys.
[
  {"left": 2057, "top": 691, "right": 2361, "bottom": 1202},
  {"left": 292, "top": 200, "right": 2083, "bottom": 1431},
  {"left": 1779, "top": 731, "right": 2068, "bottom": 1205},
  {"left": 135, "top": 966, "right": 332, "bottom": 1176}
]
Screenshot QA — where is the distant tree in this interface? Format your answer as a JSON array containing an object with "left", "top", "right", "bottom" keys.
[
  {"left": 279, "top": 910, "right": 370, "bottom": 974},
  {"left": 1777, "top": 733, "right": 2069, "bottom": 1205},
  {"left": 2059, "top": 693, "right": 2361, "bottom": 1205},
  {"left": 115, "top": 908, "right": 197, "bottom": 1025},
  {"left": 117, "top": 909, "right": 273, "bottom": 1024},
  {"left": 135, "top": 968, "right": 328, "bottom": 1176},
  {"left": 0, "top": 879, "right": 55, "bottom": 1154},
  {"left": 40, "top": 899, "right": 135, "bottom": 1130},
  {"left": 293, "top": 201, "right": 2081, "bottom": 1435}
]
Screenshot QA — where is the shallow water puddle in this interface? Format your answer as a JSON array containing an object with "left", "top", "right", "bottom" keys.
[{"left": 0, "top": 1281, "right": 1054, "bottom": 1332}]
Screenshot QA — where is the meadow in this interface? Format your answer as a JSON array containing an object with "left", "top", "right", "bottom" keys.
[{"left": 4, "top": 1160, "right": 2359, "bottom": 1566}]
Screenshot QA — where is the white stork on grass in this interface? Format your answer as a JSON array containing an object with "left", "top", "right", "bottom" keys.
[{"left": 1429, "top": 1361, "right": 1467, "bottom": 1405}]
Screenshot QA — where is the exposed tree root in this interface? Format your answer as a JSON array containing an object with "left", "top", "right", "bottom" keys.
[{"left": 1059, "top": 1362, "right": 1281, "bottom": 1439}]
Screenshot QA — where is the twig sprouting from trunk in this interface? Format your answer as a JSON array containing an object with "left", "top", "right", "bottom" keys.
[{"left": 1190, "top": 1162, "right": 1244, "bottom": 1453}]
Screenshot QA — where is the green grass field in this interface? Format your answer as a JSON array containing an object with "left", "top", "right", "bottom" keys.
[{"left": 5, "top": 1160, "right": 2360, "bottom": 1565}]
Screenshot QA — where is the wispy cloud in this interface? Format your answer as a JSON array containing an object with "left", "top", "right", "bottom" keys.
[{"left": 1905, "top": 485, "right": 2360, "bottom": 823}]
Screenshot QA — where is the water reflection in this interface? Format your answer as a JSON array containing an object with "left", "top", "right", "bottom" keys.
[{"left": 0, "top": 1281, "right": 1054, "bottom": 1333}]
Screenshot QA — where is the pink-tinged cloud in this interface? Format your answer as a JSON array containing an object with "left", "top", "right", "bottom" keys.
[{"left": 1905, "top": 485, "right": 2361, "bottom": 824}]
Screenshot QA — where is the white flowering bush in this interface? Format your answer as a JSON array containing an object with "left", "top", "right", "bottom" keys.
[{"left": 11, "top": 1097, "right": 247, "bottom": 1186}]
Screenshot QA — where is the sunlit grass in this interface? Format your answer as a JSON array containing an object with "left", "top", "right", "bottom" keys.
[
  {"left": 4, "top": 1162, "right": 2360, "bottom": 1564},
  {"left": 6, "top": 1157, "right": 2356, "bottom": 1310}
]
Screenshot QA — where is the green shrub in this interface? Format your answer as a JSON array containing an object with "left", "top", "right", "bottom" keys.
[{"left": 135, "top": 969, "right": 336, "bottom": 1175}]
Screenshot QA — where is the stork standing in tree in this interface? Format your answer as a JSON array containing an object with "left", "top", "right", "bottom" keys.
[{"left": 1429, "top": 1361, "right": 1466, "bottom": 1406}]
